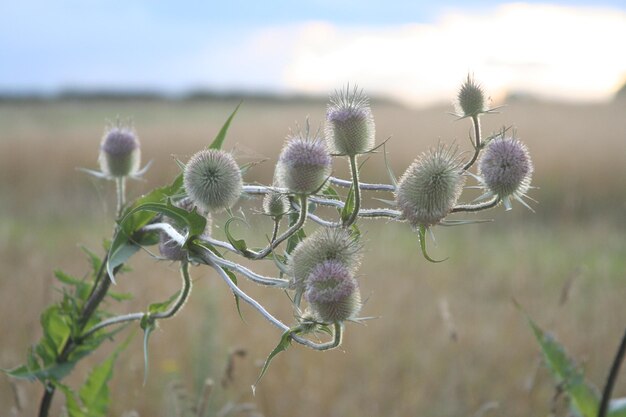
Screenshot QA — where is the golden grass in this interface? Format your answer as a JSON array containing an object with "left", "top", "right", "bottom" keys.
[{"left": 0, "top": 98, "right": 625, "bottom": 416}]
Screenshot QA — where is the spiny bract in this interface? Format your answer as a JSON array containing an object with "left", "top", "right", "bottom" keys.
[
  {"left": 276, "top": 133, "right": 332, "bottom": 195},
  {"left": 305, "top": 260, "right": 361, "bottom": 323},
  {"left": 98, "top": 126, "right": 141, "bottom": 177},
  {"left": 183, "top": 149, "right": 242, "bottom": 213},
  {"left": 395, "top": 144, "right": 465, "bottom": 227},
  {"left": 289, "top": 228, "right": 362, "bottom": 297},
  {"left": 326, "top": 86, "right": 376, "bottom": 156},
  {"left": 456, "top": 75, "right": 486, "bottom": 118},
  {"left": 478, "top": 136, "right": 534, "bottom": 210}
]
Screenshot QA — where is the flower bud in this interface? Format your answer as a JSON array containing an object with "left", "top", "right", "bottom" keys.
[
  {"left": 289, "top": 228, "right": 362, "bottom": 295},
  {"left": 263, "top": 190, "right": 289, "bottom": 218},
  {"left": 325, "top": 86, "right": 375, "bottom": 156},
  {"left": 478, "top": 137, "right": 533, "bottom": 210},
  {"left": 183, "top": 149, "right": 242, "bottom": 213},
  {"left": 98, "top": 127, "right": 141, "bottom": 177},
  {"left": 395, "top": 144, "right": 465, "bottom": 227},
  {"left": 276, "top": 133, "right": 331, "bottom": 195},
  {"left": 305, "top": 260, "right": 361, "bottom": 323},
  {"left": 456, "top": 75, "right": 486, "bottom": 118}
]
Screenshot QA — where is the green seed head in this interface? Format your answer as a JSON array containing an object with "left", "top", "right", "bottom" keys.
[
  {"left": 305, "top": 260, "right": 361, "bottom": 323},
  {"left": 276, "top": 129, "right": 332, "bottom": 195},
  {"left": 183, "top": 149, "right": 243, "bottom": 213},
  {"left": 326, "top": 86, "right": 376, "bottom": 156},
  {"left": 395, "top": 144, "right": 465, "bottom": 227},
  {"left": 289, "top": 228, "right": 362, "bottom": 295},
  {"left": 456, "top": 74, "right": 486, "bottom": 118},
  {"left": 263, "top": 190, "right": 290, "bottom": 218},
  {"left": 98, "top": 126, "right": 141, "bottom": 177}
]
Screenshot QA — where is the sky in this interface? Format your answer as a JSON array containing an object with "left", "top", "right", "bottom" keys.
[{"left": 1, "top": 0, "right": 625, "bottom": 105}]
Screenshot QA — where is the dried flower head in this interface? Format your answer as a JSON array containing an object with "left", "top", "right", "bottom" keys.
[
  {"left": 183, "top": 149, "right": 242, "bottom": 213},
  {"left": 396, "top": 144, "right": 465, "bottom": 227},
  {"left": 289, "top": 228, "right": 362, "bottom": 296},
  {"left": 478, "top": 136, "right": 534, "bottom": 210},
  {"left": 98, "top": 126, "right": 141, "bottom": 177},
  {"left": 276, "top": 128, "right": 332, "bottom": 195},
  {"left": 326, "top": 86, "right": 376, "bottom": 156},
  {"left": 456, "top": 75, "right": 486, "bottom": 118},
  {"left": 305, "top": 260, "right": 361, "bottom": 323}
]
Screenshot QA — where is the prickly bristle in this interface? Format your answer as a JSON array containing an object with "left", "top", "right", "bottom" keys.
[
  {"left": 263, "top": 190, "right": 289, "bottom": 217},
  {"left": 479, "top": 137, "right": 533, "bottom": 198},
  {"left": 457, "top": 75, "right": 486, "bottom": 117},
  {"left": 277, "top": 135, "right": 331, "bottom": 194},
  {"left": 183, "top": 149, "right": 242, "bottom": 213},
  {"left": 326, "top": 86, "right": 375, "bottom": 155},
  {"left": 395, "top": 144, "right": 465, "bottom": 227}
]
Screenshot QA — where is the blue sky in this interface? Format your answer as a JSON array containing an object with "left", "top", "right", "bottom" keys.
[{"left": 2, "top": 1, "right": 625, "bottom": 103}]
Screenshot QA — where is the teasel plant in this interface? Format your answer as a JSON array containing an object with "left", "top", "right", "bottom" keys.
[{"left": 2, "top": 75, "right": 541, "bottom": 417}]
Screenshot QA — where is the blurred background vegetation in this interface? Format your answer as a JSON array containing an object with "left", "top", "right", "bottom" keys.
[{"left": 0, "top": 92, "right": 625, "bottom": 416}]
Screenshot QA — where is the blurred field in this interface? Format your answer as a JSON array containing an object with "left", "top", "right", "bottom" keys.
[{"left": 0, "top": 96, "right": 625, "bottom": 416}]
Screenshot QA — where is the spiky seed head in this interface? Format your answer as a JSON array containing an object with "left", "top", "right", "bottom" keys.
[
  {"left": 98, "top": 126, "right": 141, "bottom": 177},
  {"left": 305, "top": 260, "right": 361, "bottom": 323},
  {"left": 276, "top": 132, "right": 332, "bottom": 195},
  {"left": 183, "top": 149, "right": 242, "bottom": 213},
  {"left": 289, "top": 228, "right": 362, "bottom": 296},
  {"left": 326, "top": 86, "right": 376, "bottom": 156},
  {"left": 395, "top": 144, "right": 466, "bottom": 227},
  {"left": 478, "top": 137, "right": 533, "bottom": 209},
  {"left": 263, "top": 190, "right": 290, "bottom": 218},
  {"left": 456, "top": 75, "right": 486, "bottom": 118}
]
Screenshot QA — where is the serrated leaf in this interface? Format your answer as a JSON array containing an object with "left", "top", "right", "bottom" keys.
[
  {"left": 524, "top": 311, "right": 600, "bottom": 417},
  {"left": 55, "top": 382, "right": 86, "bottom": 417},
  {"left": 78, "top": 334, "right": 132, "bottom": 417},
  {"left": 80, "top": 246, "right": 102, "bottom": 277},
  {"left": 252, "top": 326, "right": 301, "bottom": 394},
  {"left": 3, "top": 361, "right": 76, "bottom": 382},
  {"left": 54, "top": 270, "right": 91, "bottom": 301},
  {"left": 41, "top": 305, "right": 72, "bottom": 356},
  {"left": 209, "top": 103, "right": 241, "bottom": 150}
]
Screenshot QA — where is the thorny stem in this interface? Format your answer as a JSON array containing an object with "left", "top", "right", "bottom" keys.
[
  {"left": 81, "top": 260, "right": 193, "bottom": 340},
  {"left": 205, "top": 254, "right": 342, "bottom": 351},
  {"left": 451, "top": 196, "right": 500, "bottom": 213},
  {"left": 329, "top": 176, "right": 395, "bottom": 192},
  {"left": 343, "top": 155, "right": 361, "bottom": 227},
  {"left": 38, "top": 252, "right": 119, "bottom": 417},
  {"left": 598, "top": 328, "right": 626, "bottom": 417},
  {"left": 270, "top": 218, "right": 280, "bottom": 243},
  {"left": 115, "top": 176, "right": 126, "bottom": 218},
  {"left": 463, "top": 115, "right": 482, "bottom": 171},
  {"left": 202, "top": 249, "right": 289, "bottom": 288},
  {"left": 241, "top": 194, "right": 308, "bottom": 260}
]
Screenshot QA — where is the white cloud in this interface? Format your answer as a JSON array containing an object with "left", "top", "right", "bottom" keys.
[{"left": 235, "top": 3, "right": 626, "bottom": 105}]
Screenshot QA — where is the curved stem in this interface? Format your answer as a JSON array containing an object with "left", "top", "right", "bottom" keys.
[
  {"left": 598, "top": 328, "right": 626, "bottom": 417},
  {"left": 451, "top": 196, "right": 500, "bottom": 213},
  {"left": 329, "top": 176, "right": 395, "bottom": 192},
  {"left": 463, "top": 115, "right": 482, "bottom": 171},
  {"left": 115, "top": 176, "right": 127, "bottom": 218},
  {"left": 270, "top": 218, "right": 280, "bottom": 243},
  {"left": 205, "top": 256, "right": 342, "bottom": 350},
  {"left": 242, "top": 194, "right": 308, "bottom": 260},
  {"left": 81, "top": 261, "right": 193, "bottom": 340},
  {"left": 202, "top": 249, "right": 289, "bottom": 288},
  {"left": 343, "top": 155, "right": 361, "bottom": 227}
]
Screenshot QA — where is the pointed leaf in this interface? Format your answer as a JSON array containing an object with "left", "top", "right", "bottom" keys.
[
  {"left": 209, "top": 102, "right": 241, "bottom": 150},
  {"left": 252, "top": 326, "right": 301, "bottom": 393},
  {"left": 340, "top": 184, "right": 355, "bottom": 223},
  {"left": 224, "top": 217, "right": 249, "bottom": 253},
  {"left": 55, "top": 382, "right": 87, "bottom": 417},
  {"left": 523, "top": 311, "right": 600, "bottom": 417},
  {"left": 418, "top": 225, "right": 447, "bottom": 263}
]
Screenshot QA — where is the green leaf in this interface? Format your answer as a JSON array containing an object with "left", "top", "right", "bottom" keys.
[
  {"left": 3, "top": 361, "right": 76, "bottom": 382},
  {"left": 223, "top": 266, "right": 245, "bottom": 322},
  {"left": 523, "top": 310, "right": 600, "bottom": 417},
  {"left": 147, "top": 290, "right": 181, "bottom": 315},
  {"left": 106, "top": 291, "right": 133, "bottom": 302},
  {"left": 41, "top": 305, "right": 72, "bottom": 357},
  {"left": 418, "top": 225, "right": 447, "bottom": 263},
  {"left": 252, "top": 326, "right": 302, "bottom": 394},
  {"left": 286, "top": 205, "right": 306, "bottom": 255},
  {"left": 55, "top": 382, "right": 87, "bottom": 417},
  {"left": 78, "top": 335, "right": 131, "bottom": 417},
  {"left": 54, "top": 270, "right": 91, "bottom": 301},
  {"left": 224, "top": 217, "right": 249, "bottom": 253},
  {"left": 340, "top": 183, "right": 355, "bottom": 223},
  {"left": 209, "top": 102, "right": 241, "bottom": 150},
  {"left": 80, "top": 246, "right": 102, "bottom": 277}
]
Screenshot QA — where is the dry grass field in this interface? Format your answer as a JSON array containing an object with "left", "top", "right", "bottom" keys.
[{"left": 0, "top": 96, "right": 625, "bottom": 416}]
